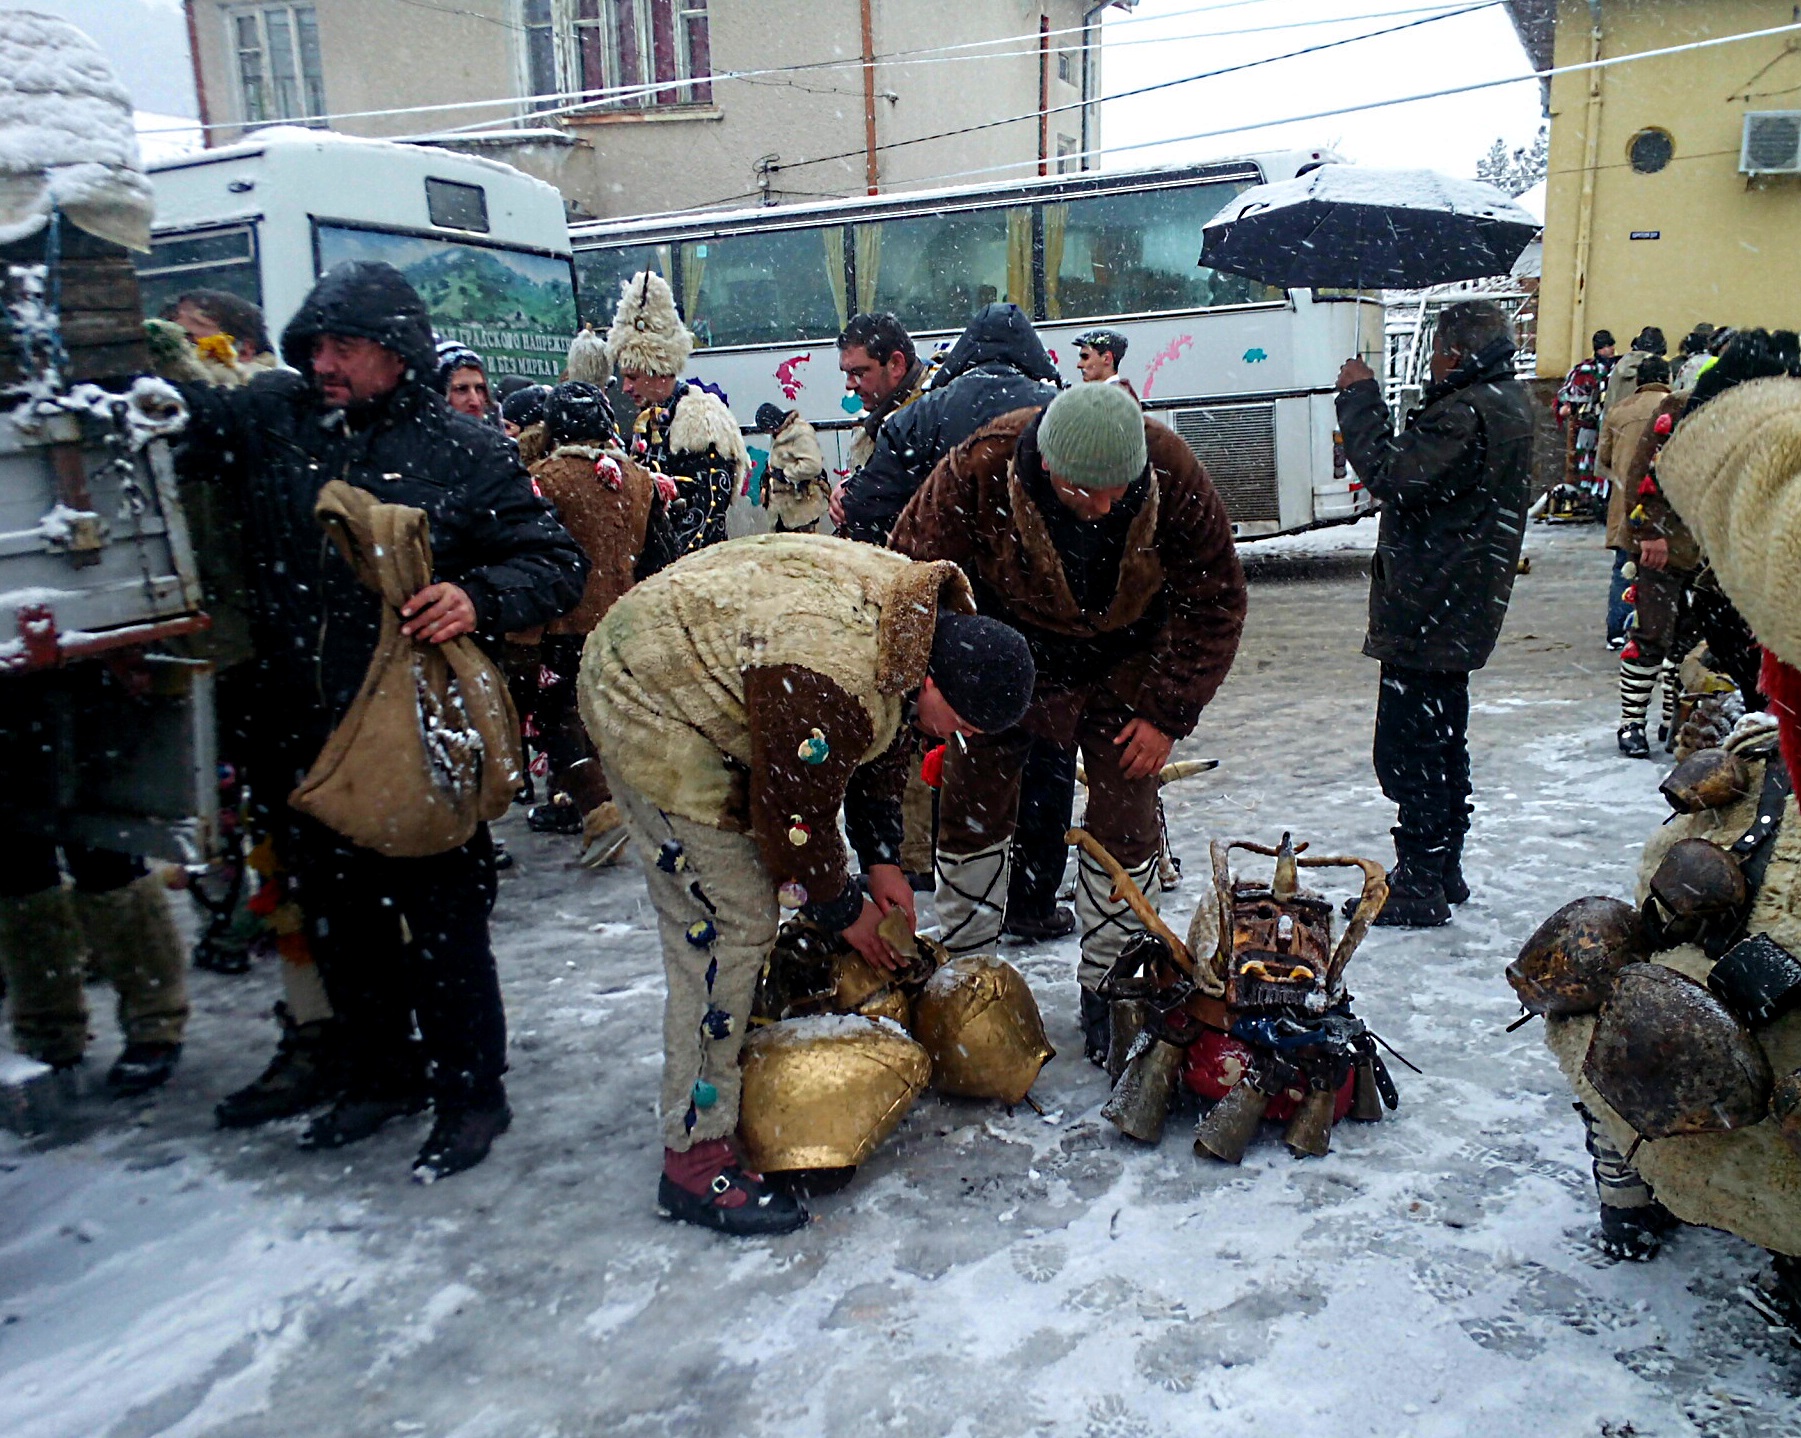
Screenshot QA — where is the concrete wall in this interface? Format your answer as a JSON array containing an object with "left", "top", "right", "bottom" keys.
[
  {"left": 1537, "top": 0, "right": 1801, "bottom": 376},
  {"left": 190, "top": 0, "right": 1098, "bottom": 221}
]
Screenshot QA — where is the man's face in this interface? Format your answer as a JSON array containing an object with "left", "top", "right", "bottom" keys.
[
  {"left": 1048, "top": 470, "right": 1124, "bottom": 521},
  {"left": 915, "top": 677, "right": 982, "bottom": 740},
  {"left": 1429, "top": 338, "right": 1460, "bottom": 385},
  {"left": 1076, "top": 345, "right": 1116, "bottom": 383},
  {"left": 175, "top": 301, "right": 255, "bottom": 363},
  {"left": 840, "top": 344, "right": 907, "bottom": 410},
  {"left": 619, "top": 368, "right": 677, "bottom": 408},
  {"left": 1597, "top": 344, "right": 1617, "bottom": 360},
  {"left": 311, "top": 334, "right": 406, "bottom": 408},
  {"left": 445, "top": 365, "right": 490, "bottom": 419}
]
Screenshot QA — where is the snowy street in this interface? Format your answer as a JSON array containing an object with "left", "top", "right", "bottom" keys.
[{"left": 5, "top": 521, "right": 1800, "bottom": 1438}]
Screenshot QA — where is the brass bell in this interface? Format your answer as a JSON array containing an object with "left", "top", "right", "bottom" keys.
[
  {"left": 1282, "top": 1087, "right": 1337, "bottom": 1158},
  {"left": 913, "top": 955, "right": 1054, "bottom": 1104},
  {"left": 1660, "top": 747, "right": 1752, "bottom": 813},
  {"left": 1101, "top": 1034, "right": 1186, "bottom": 1143},
  {"left": 1582, "top": 963, "right": 1772, "bottom": 1139},
  {"left": 737, "top": 1014, "right": 931, "bottom": 1173},
  {"left": 1193, "top": 1079, "right": 1268, "bottom": 1164},
  {"left": 1106, "top": 998, "right": 1151, "bottom": 1085},
  {"left": 1350, "top": 1057, "right": 1386, "bottom": 1122},
  {"left": 1648, "top": 838, "right": 1748, "bottom": 922},
  {"left": 1506, "top": 896, "right": 1647, "bottom": 1017},
  {"left": 829, "top": 951, "right": 912, "bottom": 1030}
]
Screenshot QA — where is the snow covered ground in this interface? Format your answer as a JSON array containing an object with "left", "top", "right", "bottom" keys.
[{"left": 4, "top": 524, "right": 1799, "bottom": 1438}]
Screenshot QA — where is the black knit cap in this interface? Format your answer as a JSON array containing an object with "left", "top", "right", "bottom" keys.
[
  {"left": 501, "top": 383, "right": 552, "bottom": 429},
  {"left": 1592, "top": 329, "right": 1615, "bottom": 350},
  {"left": 926, "top": 613, "right": 1035, "bottom": 733},
  {"left": 545, "top": 381, "right": 619, "bottom": 447}
]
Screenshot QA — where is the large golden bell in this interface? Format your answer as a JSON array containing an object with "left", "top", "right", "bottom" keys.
[
  {"left": 913, "top": 954, "right": 1054, "bottom": 1104},
  {"left": 738, "top": 1014, "right": 931, "bottom": 1172},
  {"left": 830, "top": 951, "right": 913, "bottom": 1028}
]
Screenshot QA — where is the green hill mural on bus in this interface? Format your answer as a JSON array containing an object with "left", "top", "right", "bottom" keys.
[{"left": 315, "top": 224, "right": 578, "bottom": 381}]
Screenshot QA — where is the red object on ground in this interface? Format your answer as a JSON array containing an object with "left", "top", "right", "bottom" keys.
[
  {"left": 1182, "top": 1028, "right": 1355, "bottom": 1122},
  {"left": 920, "top": 744, "right": 946, "bottom": 789}
]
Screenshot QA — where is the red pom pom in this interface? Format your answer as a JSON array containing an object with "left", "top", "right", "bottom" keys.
[
  {"left": 1622, "top": 585, "right": 1637, "bottom": 604},
  {"left": 1653, "top": 412, "right": 1675, "bottom": 437},
  {"left": 920, "top": 744, "right": 946, "bottom": 789},
  {"left": 1621, "top": 640, "right": 1641, "bottom": 661},
  {"left": 1638, "top": 474, "right": 1659, "bottom": 497}
]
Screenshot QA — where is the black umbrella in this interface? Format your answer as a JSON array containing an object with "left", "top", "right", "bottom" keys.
[{"left": 1200, "top": 164, "right": 1541, "bottom": 292}]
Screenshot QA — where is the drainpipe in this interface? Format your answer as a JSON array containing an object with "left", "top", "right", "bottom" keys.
[
  {"left": 1039, "top": 15, "right": 1051, "bottom": 177},
  {"left": 860, "top": 0, "right": 879, "bottom": 195},
  {"left": 184, "top": 0, "right": 212, "bottom": 145},
  {"left": 1567, "top": 0, "right": 1606, "bottom": 366}
]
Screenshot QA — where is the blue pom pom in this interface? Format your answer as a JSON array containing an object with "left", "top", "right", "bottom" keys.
[{"left": 691, "top": 1079, "right": 718, "bottom": 1109}]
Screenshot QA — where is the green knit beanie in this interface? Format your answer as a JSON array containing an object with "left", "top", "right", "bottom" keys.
[{"left": 1036, "top": 382, "right": 1148, "bottom": 490}]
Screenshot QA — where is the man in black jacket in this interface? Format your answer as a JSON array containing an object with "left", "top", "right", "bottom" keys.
[
  {"left": 1335, "top": 300, "right": 1533, "bottom": 927},
  {"left": 169, "top": 261, "right": 588, "bottom": 1178}
]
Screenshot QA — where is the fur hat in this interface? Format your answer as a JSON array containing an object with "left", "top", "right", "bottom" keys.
[
  {"left": 607, "top": 271, "right": 691, "bottom": 378},
  {"left": 565, "top": 324, "right": 611, "bottom": 385}
]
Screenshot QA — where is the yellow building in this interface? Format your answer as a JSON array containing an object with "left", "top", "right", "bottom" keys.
[{"left": 1512, "top": 0, "right": 1801, "bottom": 377}]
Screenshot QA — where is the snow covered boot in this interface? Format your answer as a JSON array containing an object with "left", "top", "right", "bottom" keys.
[
  {"left": 1441, "top": 833, "right": 1470, "bottom": 907},
  {"left": 934, "top": 841, "right": 1011, "bottom": 955},
  {"left": 1372, "top": 845, "right": 1451, "bottom": 928},
  {"left": 657, "top": 1138, "right": 808, "bottom": 1236},
  {"left": 527, "top": 795, "right": 584, "bottom": 835},
  {"left": 215, "top": 1003, "right": 348, "bottom": 1128},
  {"left": 1004, "top": 904, "right": 1076, "bottom": 943},
  {"left": 1080, "top": 986, "right": 1111, "bottom": 1068},
  {"left": 1616, "top": 722, "right": 1651, "bottom": 759},
  {"left": 413, "top": 1094, "right": 511, "bottom": 1183},
  {"left": 107, "top": 1042, "right": 181, "bottom": 1096},
  {"left": 1599, "top": 1200, "right": 1677, "bottom": 1261}
]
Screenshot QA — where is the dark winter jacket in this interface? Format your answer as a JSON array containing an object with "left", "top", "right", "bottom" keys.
[
  {"left": 1336, "top": 358, "right": 1534, "bottom": 672},
  {"left": 174, "top": 261, "right": 588, "bottom": 782},
  {"left": 838, "top": 304, "right": 1060, "bottom": 544},
  {"left": 890, "top": 408, "right": 1246, "bottom": 741}
]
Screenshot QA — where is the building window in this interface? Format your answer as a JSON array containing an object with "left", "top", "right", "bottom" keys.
[
  {"left": 1627, "top": 127, "right": 1674, "bottom": 175},
  {"left": 1056, "top": 134, "right": 1079, "bottom": 174},
  {"left": 1057, "top": 49, "right": 1076, "bottom": 85},
  {"left": 229, "top": 4, "right": 325, "bottom": 126},
  {"left": 525, "top": 0, "right": 712, "bottom": 110}
]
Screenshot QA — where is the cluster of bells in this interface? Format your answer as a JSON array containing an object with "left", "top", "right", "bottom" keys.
[{"left": 734, "top": 910, "right": 1054, "bottom": 1186}]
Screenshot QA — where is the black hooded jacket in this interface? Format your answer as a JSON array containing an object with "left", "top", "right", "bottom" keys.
[
  {"left": 837, "top": 303, "right": 1059, "bottom": 544},
  {"left": 174, "top": 261, "right": 588, "bottom": 781},
  {"left": 1335, "top": 351, "right": 1534, "bottom": 672}
]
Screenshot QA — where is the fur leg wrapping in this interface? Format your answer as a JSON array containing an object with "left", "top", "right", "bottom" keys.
[
  {"left": 1075, "top": 849, "right": 1161, "bottom": 993},
  {"left": 935, "top": 842, "right": 1011, "bottom": 955},
  {"left": 76, "top": 876, "right": 190, "bottom": 1047},
  {"left": 0, "top": 886, "right": 89, "bottom": 1064}
]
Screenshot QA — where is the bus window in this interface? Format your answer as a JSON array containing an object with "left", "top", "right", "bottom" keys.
[
  {"left": 133, "top": 225, "right": 262, "bottom": 319},
  {"left": 857, "top": 206, "right": 1033, "bottom": 333},
  {"left": 681, "top": 226, "right": 846, "bottom": 349},
  {"left": 574, "top": 244, "right": 672, "bottom": 329},
  {"left": 1043, "top": 183, "right": 1281, "bottom": 321},
  {"left": 315, "top": 223, "right": 577, "bottom": 381},
  {"left": 425, "top": 177, "right": 490, "bottom": 234}
]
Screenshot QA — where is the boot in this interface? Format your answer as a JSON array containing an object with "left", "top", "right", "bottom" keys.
[
  {"left": 1080, "top": 986, "right": 1111, "bottom": 1068},
  {"left": 107, "top": 1041, "right": 181, "bottom": 1096},
  {"left": 1441, "top": 832, "right": 1470, "bottom": 907},
  {"left": 527, "top": 796, "right": 584, "bottom": 835},
  {"left": 1003, "top": 904, "right": 1076, "bottom": 943},
  {"left": 215, "top": 1003, "right": 348, "bottom": 1128},
  {"left": 1617, "top": 722, "right": 1650, "bottom": 759},
  {"left": 299, "top": 1087, "right": 428, "bottom": 1150},
  {"left": 1372, "top": 851, "right": 1451, "bottom": 929},
  {"left": 657, "top": 1138, "right": 808, "bottom": 1236},
  {"left": 1599, "top": 1200, "right": 1677, "bottom": 1261},
  {"left": 413, "top": 1095, "right": 511, "bottom": 1183}
]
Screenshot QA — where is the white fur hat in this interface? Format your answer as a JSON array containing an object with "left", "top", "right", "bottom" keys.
[
  {"left": 564, "top": 324, "right": 610, "bottom": 385},
  {"left": 607, "top": 270, "right": 691, "bottom": 378}
]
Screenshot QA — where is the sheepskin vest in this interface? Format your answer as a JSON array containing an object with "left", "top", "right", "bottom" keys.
[
  {"left": 530, "top": 443, "right": 655, "bottom": 636},
  {"left": 1544, "top": 754, "right": 1801, "bottom": 1254},
  {"left": 579, "top": 533, "right": 972, "bottom": 828}
]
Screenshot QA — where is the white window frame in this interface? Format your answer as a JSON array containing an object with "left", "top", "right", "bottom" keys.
[
  {"left": 225, "top": 2, "right": 325, "bottom": 128},
  {"left": 521, "top": 0, "right": 710, "bottom": 110}
]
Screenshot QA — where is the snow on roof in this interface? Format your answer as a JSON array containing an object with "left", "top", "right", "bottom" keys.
[
  {"left": 1205, "top": 164, "right": 1540, "bottom": 230},
  {"left": 0, "top": 10, "right": 154, "bottom": 251},
  {"left": 1513, "top": 178, "right": 1547, "bottom": 224}
]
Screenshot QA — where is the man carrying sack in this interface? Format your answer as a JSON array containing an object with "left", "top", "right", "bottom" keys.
[
  {"left": 579, "top": 533, "right": 1034, "bottom": 1235},
  {"left": 165, "top": 261, "right": 587, "bottom": 1180}
]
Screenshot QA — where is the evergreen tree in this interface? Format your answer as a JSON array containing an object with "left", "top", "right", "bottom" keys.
[{"left": 1474, "top": 125, "right": 1549, "bottom": 196}]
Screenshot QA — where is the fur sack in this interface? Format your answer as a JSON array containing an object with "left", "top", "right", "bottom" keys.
[{"left": 289, "top": 481, "right": 523, "bottom": 857}]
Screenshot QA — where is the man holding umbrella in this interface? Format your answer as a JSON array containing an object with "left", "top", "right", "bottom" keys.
[{"left": 1335, "top": 302, "right": 1534, "bottom": 926}]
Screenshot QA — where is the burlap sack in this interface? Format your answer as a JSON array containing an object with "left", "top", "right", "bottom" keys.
[{"left": 289, "top": 481, "right": 522, "bottom": 857}]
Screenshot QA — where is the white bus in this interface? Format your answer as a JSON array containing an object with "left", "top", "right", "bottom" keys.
[
  {"left": 570, "top": 153, "right": 1381, "bottom": 538},
  {"left": 136, "top": 129, "right": 578, "bottom": 383}
]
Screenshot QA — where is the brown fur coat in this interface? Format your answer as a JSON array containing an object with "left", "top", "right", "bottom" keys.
[{"left": 529, "top": 443, "right": 656, "bottom": 636}]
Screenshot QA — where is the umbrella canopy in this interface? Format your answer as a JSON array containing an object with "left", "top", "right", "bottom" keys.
[{"left": 1199, "top": 164, "right": 1541, "bottom": 291}]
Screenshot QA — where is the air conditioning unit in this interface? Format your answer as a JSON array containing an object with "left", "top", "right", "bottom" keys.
[{"left": 1741, "top": 112, "right": 1801, "bottom": 174}]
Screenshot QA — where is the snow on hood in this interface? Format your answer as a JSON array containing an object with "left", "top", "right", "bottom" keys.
[
  {"left": 1204, "top": 164, "right": 1539, "bottom": 230},
  {"left": 0, "top": 11, "right": 154, "bottom": 251}
]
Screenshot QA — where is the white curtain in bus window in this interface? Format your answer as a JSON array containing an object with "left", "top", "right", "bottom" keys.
[
  {"left": 1048, "top": 184, "right": 1281, "bottom": 321},
  {"left": 860, "top": 208, "right": 1032, "bottom": 334},
  {"left": 680, "top": 229, "right": 844, "bottom": 349},
  {"left": 315, "top": 225, "right": 577, "bottom": 382},
  {"left": 573, "top": 244, "right": 672, "bottom": 329}
]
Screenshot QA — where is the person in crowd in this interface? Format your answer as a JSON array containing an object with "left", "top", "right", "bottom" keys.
[
  {"left": 607, "top": 271, "right": 747, "bottom": 556},
  {"left": 523, "top": 381, "right": 675, "bottom": 855},
  {"left": 1605, "top": 325, "right": 1667, "bottom": 414},
  {"left": 1607, "top": 356, "right": 1695, "bottom": 759},
  {"left": 162, "top": 260, "right": 587, "bottom": 1180},
  {"left": 0, "top": 837, "right": 188, "bottom": 1094},
  {"left": 500, "top": 382, "right": 552, "bottom": 443},
  {"left": 837, "top": 311, "right": 930, "bottom": 474},
  {"left": 166, "top": 288, "right": 278, "bottom": 373},
  {"left": 836, "top": 303, "right": 1060, "bottom": 546},
  {"left": 1675, "top": 323, "right": 1716, "bottom": 390},
  {"left": 578, "top": 533, "right": 1034, "bottom": 1235},
  {"left": 1597, "top": 355, "right": 1673, "bottom": 656},
  {"left": 1074, "top": 328, "right": 1128, "bottom": 384},
  {"left": 436, "top": 340, "right": 493, "bottom": 423},
  {"left": 840, "top": 305, "right": 1075, "bottom": 937},
  {"left": 890, "top": 382, "right": 1246, "bottom": 1065},
  {"left": 1556, "top": 329, "right": 1614, "bottom": 500},
  {"left": 1335, "top": 300, "right": 1534, "bottom": 927}
]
